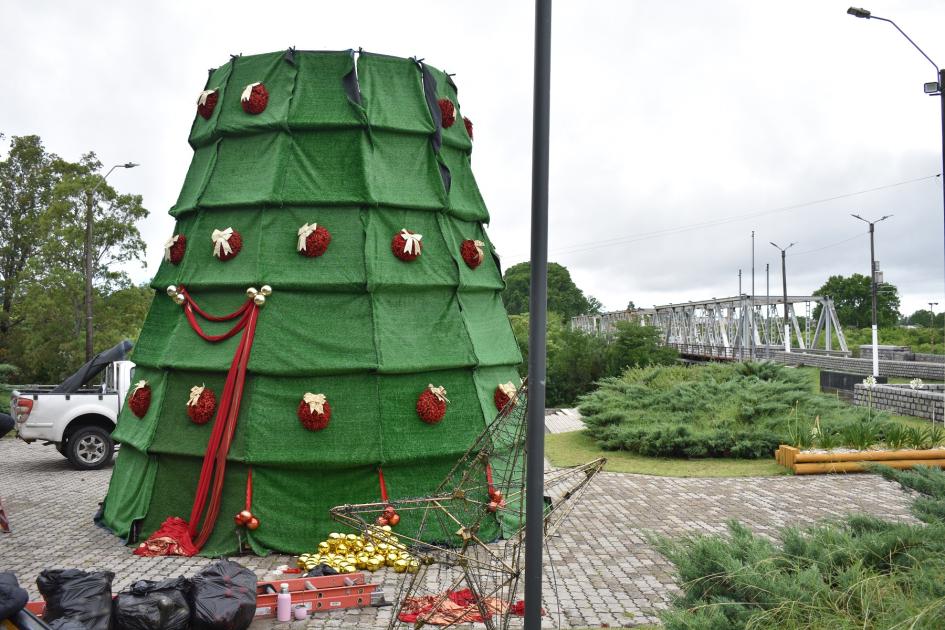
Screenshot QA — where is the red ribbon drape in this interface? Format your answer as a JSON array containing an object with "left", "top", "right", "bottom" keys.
[{"left": 378, "top": 467, "right": 389, "bottom": 503}]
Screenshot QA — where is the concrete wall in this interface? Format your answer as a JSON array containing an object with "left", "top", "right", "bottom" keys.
[
  {"left": 859, "top": 346, "right": 912, "bottom": 361},
  {"left": 853, "top": 383, "right": 945, "bottom": 421},
  {"left": 770, "top": 351, "right": 945, "bottom": 380}
]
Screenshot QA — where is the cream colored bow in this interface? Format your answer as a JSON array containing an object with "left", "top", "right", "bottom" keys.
[
  {"left": 132, "top": 380, "right": 148, "bottom": 394},
  {"left": 241, "top": 82, "right": 261, "bottom": 102},
  {"left": 473, "top": 240, "right": 485, "bottom": 261},
  {"left": 427, "top": 384, "right": 449, "bottom": 403},
  {"left": 188, "top": 384, "right": 206, "bottom": 407},
  {"left": 498, "top": 382, "right": 517, "bottom": 398},
  {"left": 303, "top": 392, "right": 327, "bottom": 414},
  {"left": 297, "top": 223, "right": 318, "bottom": 251},
  {"left": 211, "top": 228, "right": 233, "bottom": 258},
  {"left": 163, "top": 235, "right": 179, "bottom": 261},
  {"left": 401, "top": 229, "right": 423, "bottom": 255},
  {"left": 197, "top": 89, "right": 216, "bottom": 106}
]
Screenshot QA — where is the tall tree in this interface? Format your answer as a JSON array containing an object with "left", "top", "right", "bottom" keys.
[
  {"left": 502, "top": 261, "right": 594, "bottom": 319},
  {"left": 812, "top": 273, "right": 900, "bottom": 329},
  {"left": 38, "top": 153, "right": 147, "bottom": 360},
  {"left": 0, "top": 135, "right": 60, "bottom": 356}
]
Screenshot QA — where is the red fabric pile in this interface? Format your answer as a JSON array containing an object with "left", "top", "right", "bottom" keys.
[
  {"left": 398, "top": 589, "right": 532, "bottom": 625},
  {"left": 133, "top": 516, "right": 198, "bottom": 557}
]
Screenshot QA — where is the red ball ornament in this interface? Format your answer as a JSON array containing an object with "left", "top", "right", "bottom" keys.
[
  {"left": 238, "top": 509, "right": 253, "bottom": 524},
  {"left": 486, "top": 501, "right": 500, "bottom": 513},
  {"left": 416, "top": 385, "right": 448, "bottom": 424},
  {"left": 375, "top": 516, "right": 389, "bottom": 527},
  {"left": 463, "top": 116, "right": 473, "bottom": 139},
  {"left": 129, "top": 384, "right": 152, "bottom": 418},
  {"left": 212, "top": 229, "right": 242, "bottom": 262},
  {"left": 298, "top": 224, "right": 332, "bottom": 258},
  {"left": 166, "top": 234, "right": 186, "bottom": 265},
  {"left": 460, "top": 239, "right": 484, "bottom": 269},
  {"left": 197, "top": 90, "right": 219, "bottom": 120},
  {"left": 297, "top": 395, "right": 332, "bottom": 432},
  {"left": 187, "top": 386, "right": 217, "bottom": 425},
  {"left": 438, "top": 98, "right": 456, "bottom": 128},
  {"left": 388, "top": 513, "right": 400, "bottom": 527},
  {"left": 391, "top": 229, "right": 422, "bottom": 262},
  {"left": 489, "top": 489, "right": 503, "bottom": 504},
  {"left": 241, "top": 82, "right": 269, "bottom": 115},
  {"left": 246, "top": 516, "right": 260, "bottom": 531},
  {"left": 234, "top": 514, "right": 245, "bottom": 527},
  {"left": 494, "top": 388, "right": 513, "bottom": 412},
  {"left": 383, "top": 505, "right": 396, "bottom": 519}
]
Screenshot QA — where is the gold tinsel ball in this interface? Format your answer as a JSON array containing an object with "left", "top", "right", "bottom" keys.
[
  {"left": 246, "top": 287, "right": 258, "bottom": 298},
  {"left": 166, "top": 285, "right": 178, "bottom": 297},
  {"left": 260, "top": 285, "right": 272, "bottom": 296},
  {"left": 253, "top": 294, "right": 266, "bottom": 306},
  {"left": 173, "top": 293, "right": 186, "bottom": 305}
]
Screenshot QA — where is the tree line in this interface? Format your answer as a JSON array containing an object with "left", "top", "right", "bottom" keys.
[{"left": 1, "top": 135, "right": 151, "bottom": 383}]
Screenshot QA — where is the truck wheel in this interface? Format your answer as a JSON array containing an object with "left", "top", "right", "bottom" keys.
[{"left": 67, "top": 426, "right": 114, "bottom": 470}]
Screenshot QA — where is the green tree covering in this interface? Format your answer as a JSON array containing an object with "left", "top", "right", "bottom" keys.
[
  {"left": 904, "top": 308, "right": 945, "bottom": 328},
  {"left": 812, "top": 273, "right": 900, "bottom": 328},
  {"left": 606, "top": 321, "right": 678, "bottom": 373},
  {"left": 502, "top": 261, "right": 595, "bottom": 319}
]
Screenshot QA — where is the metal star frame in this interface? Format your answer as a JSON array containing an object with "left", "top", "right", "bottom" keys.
[{"left": 331, "top": 382, "right": 605, "bottom": 629}]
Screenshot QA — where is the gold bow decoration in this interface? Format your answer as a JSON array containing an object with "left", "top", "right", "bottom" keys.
[
  {"left": 188, "top": 384, "right": 206, "bottom": 407},
  {"left": 197, "top": 89, "right": 216, "bottom": 106},
  {"left": 498, "top": 382, "right": 517, "bottom": 399},
  {"left": 211, "top": 227, "right": 234, "bottom": 258},
  {"left": 303, "top": 392, "right": 327, "bottom": 415},
  {"left": 427, "top": 384, "right": 449, "bottom": 404},
  {"left": 401, "top": 229, "right": 423, "bottom": 256},
  {"left": 241, "top": 82, "right": 261, "bottom": 102},
  {"left": 163, "top": 235, "right": 180, "bottom": 261},
  {"left": 132, "top": 380, "right": 149, "bottom": 394},
  {"left": 297, "top": 223, "right": 318, "bottom": 251}
]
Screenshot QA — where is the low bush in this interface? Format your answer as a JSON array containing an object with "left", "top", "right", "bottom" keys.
[
  {"left": 654, "top": 466, "right": 945, "bottom": 629},
  {"left": 580, "top": 362, "right": 886, "bottom": 459}
]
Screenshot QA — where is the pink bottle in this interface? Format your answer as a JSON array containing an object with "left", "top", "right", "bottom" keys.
[{"left": 276, "top": 583, "right": 292, "bottom": 622}]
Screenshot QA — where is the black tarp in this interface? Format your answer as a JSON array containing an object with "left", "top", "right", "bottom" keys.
[{"left": 52, "top": 340, "right": 133, "bottom": 394}]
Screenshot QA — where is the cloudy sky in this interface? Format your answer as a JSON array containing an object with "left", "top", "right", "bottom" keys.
[{"left": 3, "top": 1, "right": 944, "bottom": 316}]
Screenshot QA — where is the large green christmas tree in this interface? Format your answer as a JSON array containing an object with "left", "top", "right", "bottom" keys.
[{"left": 100, "top": 49, "right": 522, "bottom": 556}]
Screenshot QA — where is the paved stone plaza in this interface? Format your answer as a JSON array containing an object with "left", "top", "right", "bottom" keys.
[{"left": 0, "top": 436, "right": 918, "bottom": 628}]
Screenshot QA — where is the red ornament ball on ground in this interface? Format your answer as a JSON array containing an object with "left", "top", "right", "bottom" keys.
[
  {"left": 167, "top": 234, "right": 186, "bottom": 265},
  {"left": 463, "top": 116, "right": 473, "bottom": 139},
  {"left": 416, "top": 389, "right": 447, "bottom": 424},
  {"left": 460, "top": 239, "right": 484, "bottom": 269},
  {"left": 241, "top": 82, "right": 269, "bottom": 115},
  {"left": 391, "top": 230, "right": 422, "bottom": 262},
  {"left": 187, "top": 388, "right": 217, "bottom": 425},
  {"left": 297, "top": 399, "right": 332, "bottom": 431},
  {"left": 197, "top": 90, "right": 219, "bottom": 120},
  {"left": 214, "top": 230, "right": 243, "bottom": 261},
  {"left": 299, "top": 225, "right": 332, "bottom": 258},
  {"left": 129, "top": 386, "right": 152, "bottom": 418},
  {"left": 438, "top": 99, "right": 456, "bottom": 128}
]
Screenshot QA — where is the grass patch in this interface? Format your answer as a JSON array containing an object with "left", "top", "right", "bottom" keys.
[{"left": 546, "top": 430, "right": 786, "bottom": 477}]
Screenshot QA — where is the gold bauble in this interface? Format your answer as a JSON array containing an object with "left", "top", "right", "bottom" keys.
[
  {"left": 246, "top": 287, "right": 258, "bottom": 298},
  {"left": 173, "top": 293, "right": 186, "bottom": 305},
  {"left": 407, "top": 560, "right": 420, "bottom": 574},
  {"left": 253, "top": 294, "right": 266, "bottom": 306},
  {"left": 260, "top": 285, "right": 272, "bottom": 296},
  {"left": 393, "top": 559, "right": 409, "bottom": 574},
  {"left": 166, "top": 285, "right": 178, "bottom": 297},
  {"left": 336, "top": 543, "right": 348, "bottom": 555},
  {"left": 318, "top": 542, "right": 330, "bottom": 554}
]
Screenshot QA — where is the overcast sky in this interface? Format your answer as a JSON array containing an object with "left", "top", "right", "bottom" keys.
[{"left": 3, "top": 1, "right": 944, "bottom": 317}]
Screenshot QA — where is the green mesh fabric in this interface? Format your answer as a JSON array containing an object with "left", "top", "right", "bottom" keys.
[{"left": 100, "top": 50, "right": 521, "bottom": 556}]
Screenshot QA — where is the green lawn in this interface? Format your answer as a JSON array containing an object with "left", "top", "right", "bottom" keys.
[{"left": 546, "top": 430, "right": 787, "bottom": 477}]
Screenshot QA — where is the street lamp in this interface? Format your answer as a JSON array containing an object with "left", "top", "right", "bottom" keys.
[
  {"left": 851, "top": 213, "right": 891, "bottom": 377},
  {"left": 847, "top": 7, "right": 945, "bottom": 351},
  {"left": 929, "top": 301, "right": 939, "bottom": 354},
  {"left": 84, "top": 162, "right": 138, "bottom": 361},
  {"left": 770, "top": 241, "right": 796, "bottom": 353}
]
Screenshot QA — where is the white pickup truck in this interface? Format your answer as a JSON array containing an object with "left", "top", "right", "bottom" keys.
[{"left": 9, "top": 341, "right": 134, "bottom": 470}]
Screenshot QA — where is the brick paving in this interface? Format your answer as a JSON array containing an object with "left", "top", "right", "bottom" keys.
[{"left": 0, "top": 437, "right": 918, "bottom": 628}]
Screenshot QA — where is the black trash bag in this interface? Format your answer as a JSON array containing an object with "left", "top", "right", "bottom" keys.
[
  {"left": 0, "top": 571, "right": 28, "bottom": 620},
  {"left": 114, "top": 577, "right": 191, "bottom": 630},
  {"left": 305, "top": 563, "right": 338, "bottom": 577},
  {"left": 190, "top": 560, "right": 256, "bottom": 630},
  {"left": 49, "top": 619, "right": 91, "bottom": 630},
  {"left": 36, "top": 569, "right": 114, "bottom": 630}
]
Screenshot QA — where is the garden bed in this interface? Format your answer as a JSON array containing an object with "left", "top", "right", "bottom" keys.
[{"left": 776, "top": 444, "right": 945, "bottom": 474}]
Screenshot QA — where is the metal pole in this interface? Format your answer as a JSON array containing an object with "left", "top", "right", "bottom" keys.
[
  {"left": 869, "top": 221, "right": 879, "bottom": 377},
  {"left": 525, "top": 0, "right": 551, "bottom": 627},
  {"left": 751, "top": 231, "right": 755, "bottom": 360},
  {"left": 782, "top": 250, "right": 789, "bottom": 352},
  {"left": 766, "top": 263, "right": 770, "bottom": 358},
  {"left": 929, "top": 302, "right": 938, "bottom": 355}
]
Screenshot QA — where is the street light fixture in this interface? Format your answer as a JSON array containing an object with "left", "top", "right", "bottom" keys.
[
  {"left": 847, "top": 7, "right": 945, "bottom": 359},
  {"left": 770, "top": 241, "right": 796, "bottom": 353},
  {"left": 851, "top": 213, "right": 891, "bottom": 377},
  {"left": 84, "top": 162, "right": 139, "bottom": 361}
]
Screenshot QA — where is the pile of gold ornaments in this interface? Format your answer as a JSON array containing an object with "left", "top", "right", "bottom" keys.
[{"left": 296, "top": 527, "right": 420, "bottom": 575}]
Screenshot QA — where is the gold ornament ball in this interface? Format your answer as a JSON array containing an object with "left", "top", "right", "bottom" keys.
[
  {"left": 260, "top": 285, "right": 272, "bottom": 296},
  {"left": 407, "top": 560, "right": 420, "bottom": 574},
  {"left": 393, "top": 559, "right": 409, "bottom": 574},
  {"left": 173, "top": 294, "right": 186, "bottom": 305},
  {"left": 253, "top": 294, "right": 266, "bottom": 306},
  {"left": 166, "top": 285, "right": 178, "bottom": 297},
  {"left": 318, "top": 542, "right": 330, "bottom": 554},
  {"left": 246, "top": 287, "right": 258, "bottom": 298}
]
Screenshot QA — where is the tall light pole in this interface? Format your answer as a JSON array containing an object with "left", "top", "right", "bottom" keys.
[
  {"left": 751, "top": 230, "right": 755, "bottom": 360},
  {"left": 84, "top": 162, "right": 138, "bottom": 361},
  {"left": 770, "top": 242, "right": 796, "bottom": 352},
  {"left": 929, "top": 301, "right": 939, "bottom": 354},
  {"left": 851, "top": 213, "right": 891, "bottom": 377},
  {"left": 525, "top": 1, "right": 551, "bottom": 628},
  {"left": 847, "top": 7, "right": 945, "bottom": 348}
]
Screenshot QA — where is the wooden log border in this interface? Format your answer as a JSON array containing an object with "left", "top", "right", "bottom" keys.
[{"left": 775, "top": 445, "right": 945, "bottom": 475}]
